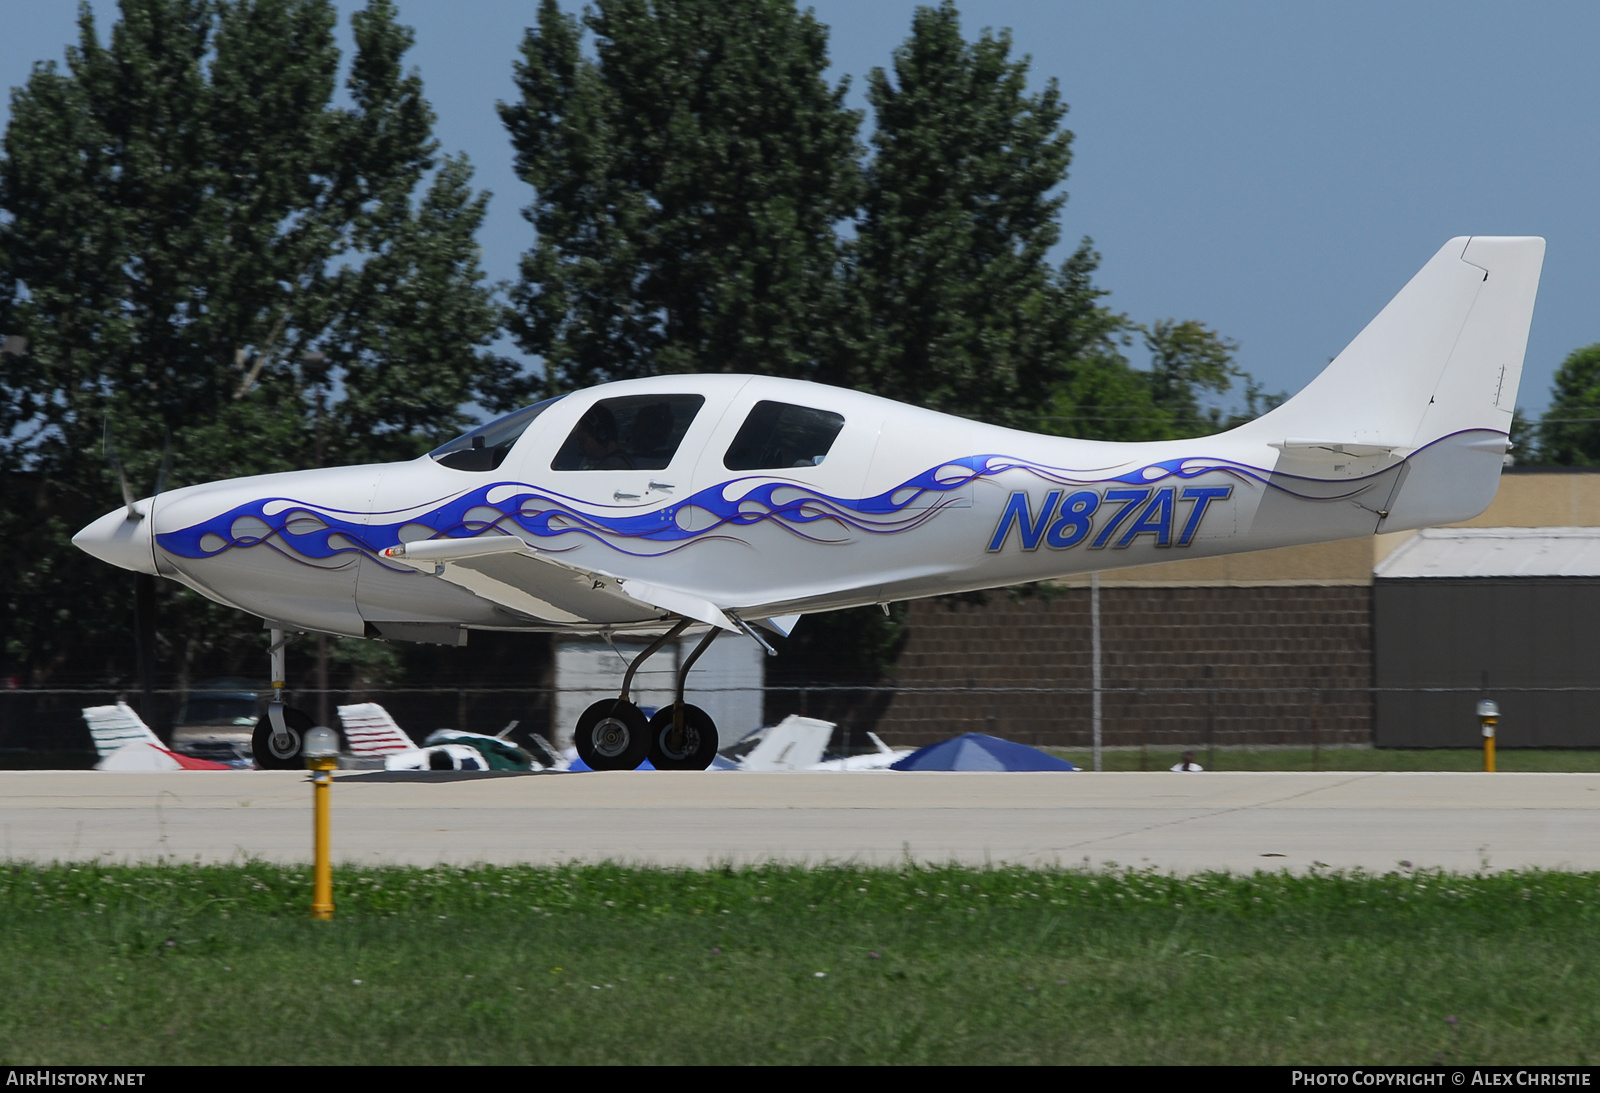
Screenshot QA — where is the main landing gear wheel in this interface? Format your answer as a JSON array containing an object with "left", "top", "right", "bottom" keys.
[
  {"left": 574, "top": 699, "right": 650, "bottom": 771},
  {"left": 252, "top": 706, "right": 314, "bottom": 770},
  {"left": 647, "top": 704, "right": 719, "bottom": 771}
]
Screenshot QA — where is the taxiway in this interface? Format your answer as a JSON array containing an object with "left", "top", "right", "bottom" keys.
[{"left": 2, "top": 770, "right": 1597, "bottom": 873}]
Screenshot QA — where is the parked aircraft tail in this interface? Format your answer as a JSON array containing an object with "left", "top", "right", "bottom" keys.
[
  {"left": 83, "top": 702, "right": 231, "bottom": 770},
  {"left": 729, "top": 715, "right": 834, "bottom": 771},
  {"left": 337, "top": 702, "right": 416, "bottom": 757},
  {"left": 1232, "top": 236, "right": 1545, "bottom": 529},
  {"left": 83, "top": 701, "right": 164, "bottom": 758}
]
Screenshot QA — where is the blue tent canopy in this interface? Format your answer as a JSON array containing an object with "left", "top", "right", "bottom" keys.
[
  {"left": 565, "top": 754, "right": 739, "bottom": 772},
  {"left": 889, "top": 733, "right": 1078, "bottom": 772}
]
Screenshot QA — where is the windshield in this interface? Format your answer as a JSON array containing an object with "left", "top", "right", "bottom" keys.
[{"left": 430, "top": 397, "right": 565, "bottom": 471}]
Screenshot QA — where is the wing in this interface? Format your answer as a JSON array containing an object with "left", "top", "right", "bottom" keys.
[{"left": 381, "top": 536, "right": 747, "bottom": 633}]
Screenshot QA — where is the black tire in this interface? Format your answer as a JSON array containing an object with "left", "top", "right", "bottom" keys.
[
  {"left": 646, "top": 703, "right": 719, "bottom": 771},
  {"left": 574, "top": 699, "right": 650, "bottom": 771},
  {"left": 251, "top": 706, "right": 314, "bottom": 769}
]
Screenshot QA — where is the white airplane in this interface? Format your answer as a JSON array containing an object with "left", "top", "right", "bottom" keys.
[
  {"left": 712, "top": 717, "right": 911, "bottom": 771},
  {"left": 73, "top": 237, "right": 1545, "bottom": 772},
  {"left": 336, "top": 702, "right": 544, "bottom": 771},
  {"left": 721, "top": 715, "right": 837, "bottom": 771},
  {"left": 807, "top": 732, "right": 911, "bottom": 772}
]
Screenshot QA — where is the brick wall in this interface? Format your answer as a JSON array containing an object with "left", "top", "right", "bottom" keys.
[{"left": 868, "top": 586, "right": 1373, "bottom": 749}]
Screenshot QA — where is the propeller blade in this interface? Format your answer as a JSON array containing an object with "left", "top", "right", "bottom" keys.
[{"left": 102, "top": 417, "right": 141, "bottom": 520}]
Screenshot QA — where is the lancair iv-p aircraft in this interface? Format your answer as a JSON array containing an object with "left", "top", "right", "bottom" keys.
[{"left": 74, "top": 237, "right": 1545, "bottom": 771}]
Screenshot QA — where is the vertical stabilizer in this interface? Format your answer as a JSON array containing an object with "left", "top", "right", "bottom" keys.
[
  {"left": 337, "top": 702, "right": 417, "bottom": 756},
  {"left": 1234, "top": 237, "right": 1544, "bottom": 452},
  {"left": 1231, "top": 237, "right": 1544, "bottom": 530}
]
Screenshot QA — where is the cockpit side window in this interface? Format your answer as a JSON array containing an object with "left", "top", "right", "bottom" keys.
[
  {"left": 550, "top": 394, "right": 706, "bottom": 471},
  {"left": 430, "top": 397, "right": 565, "bottom": 472},
  {"left": 723, "top": 401, "right": 845, "bottom": 471}
]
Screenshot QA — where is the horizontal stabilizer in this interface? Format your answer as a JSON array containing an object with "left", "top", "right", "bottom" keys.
[{"left": 1272, "top": 438, "right": 1406, "bottom": 457}]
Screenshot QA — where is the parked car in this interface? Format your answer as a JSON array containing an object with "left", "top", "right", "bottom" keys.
[{"left": 170, "top": 679, "right": 264, "bottom": 764}]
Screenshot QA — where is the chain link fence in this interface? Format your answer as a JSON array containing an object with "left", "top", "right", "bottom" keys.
[{"left": 5, "top": 682, "right": 1598, "bottom": 761}]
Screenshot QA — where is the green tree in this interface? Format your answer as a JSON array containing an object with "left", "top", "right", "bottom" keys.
[
  {"left": 500, "top": 0, "right": 862, "bottom": 393},
  {"left": 1142, "top": 317, "right": 1277, "bottom": 437},
  {"left": 850, "top": 0, "right": 1124, "bottom": 430},
  {"left": 1041, "top": 316, "right": 1282, "bottom": 442},
  {"left": 0, "top": 0, "right": 509, "bottom": 689},
  {"left": 1537, "top": 344, "right": 1600, "bottom": 466}
]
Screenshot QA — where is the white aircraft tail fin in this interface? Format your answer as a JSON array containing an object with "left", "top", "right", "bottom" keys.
[
  {"left": 1234, "top": 236, "right": 1545, "bottom": 528},
  {"left": 739, "top": 715, "right": 834, "bottom": 771},
  {"left": 82, "top": 701, "right": 163, "bottom": 758},
  {"left": 1240, "top": 237, "right": 1544, "bottom": 451},
  {"left": 337, "top": 702, "right": 416, "bottom": 756},
  {"left": 85, "top": 702, "right": 233, "bottom": 770}
]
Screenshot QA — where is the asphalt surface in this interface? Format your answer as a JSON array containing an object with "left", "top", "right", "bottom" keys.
[{"left": 3, "top": 769, "right": 1598, "bottom": 872}]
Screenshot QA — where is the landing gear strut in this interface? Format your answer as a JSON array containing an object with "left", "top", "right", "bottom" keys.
[
  {"left": 647, "top": 626, "right": 720, "bottom": 770},
  {"left": 252, "top": 628, "right": 317, "bottom": 770},
  {"left": 572, "top": 619, "right": 723, "bottom": 771},
  {"left": 574, "top": 619, "right": 689, "bottom": 771}
]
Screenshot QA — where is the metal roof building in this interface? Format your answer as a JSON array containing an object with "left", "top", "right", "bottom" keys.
[
  {"left": 1374, "top": 525, "right": 1600, "bottom": 747},
  {"left": 1376, "top": 526, "right": 1600, "bottom": 580}
]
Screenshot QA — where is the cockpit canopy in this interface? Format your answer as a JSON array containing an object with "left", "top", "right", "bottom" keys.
[{"left": 429, "top": 382, "right": 850, "bottom": 476}]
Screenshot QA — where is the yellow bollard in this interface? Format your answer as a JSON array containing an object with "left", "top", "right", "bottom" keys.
[
  {"left": 303, "top": 725, "right": 340, "bottom": 920},
  {"left": 1476, "top": 699, "right": 1499, "bottom": 773}
]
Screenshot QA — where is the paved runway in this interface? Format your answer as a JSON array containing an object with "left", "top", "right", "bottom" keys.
[{"left": 1, "top": 770, "right": 1597, "bottom": 873}]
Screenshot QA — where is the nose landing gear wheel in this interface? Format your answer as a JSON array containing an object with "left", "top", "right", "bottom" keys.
[
  {"left": 574, "top": 699, "right": 650, "bottom": 771},
  {"left": 646, "top": 704, "right": 719, "bottom": 770},
  {"left": 251, "top": 706, "right": 314, "bottom": 769}
]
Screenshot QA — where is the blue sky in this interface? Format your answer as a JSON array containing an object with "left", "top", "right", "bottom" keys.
[{"left": 3, "top": 1, "right": 1596, "bottom": 417}]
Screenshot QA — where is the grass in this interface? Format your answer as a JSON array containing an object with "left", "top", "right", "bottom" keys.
[
  {"left": 2, "top": 862, "right": 1598, "bottom": 1065},
  {"left": 1047, "top": 746, "right": 1600, "bottom": 772}
]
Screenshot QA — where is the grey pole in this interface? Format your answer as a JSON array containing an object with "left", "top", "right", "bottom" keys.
[{"left": 1091, "top": 572, "right": 1102, "bottom": 772}]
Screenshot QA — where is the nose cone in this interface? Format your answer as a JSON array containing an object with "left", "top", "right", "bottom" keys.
[{"left": 73, "top": 504, "right": 158, "bottom": 575}]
